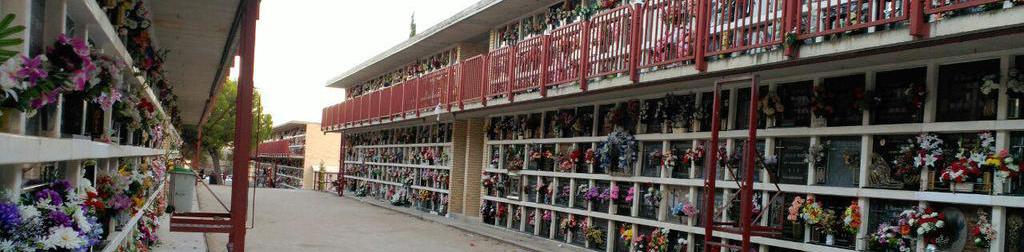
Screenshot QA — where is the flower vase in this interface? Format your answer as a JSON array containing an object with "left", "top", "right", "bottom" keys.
[
  {"left": 951, "top": 182, "right": 974, "bottom": 192},
  {"left": 690, "top": 120, "right": 701, "bottom": 132},
  {"left": 811, "top": 116, "right": 827, "bottom": 128},
  {"left": 0, "top": 108, "right": 25, "bottom": 134},
  {"left": 825, "top": 234, "right": 835, "bottom": 246}
]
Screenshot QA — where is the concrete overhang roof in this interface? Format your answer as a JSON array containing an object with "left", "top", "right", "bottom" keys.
[
  {"left": 325, "top": 0, "right": 559, "bottom": 90},
  {"left": 151, "top": 0, "right": 245, "bottom": 126}
]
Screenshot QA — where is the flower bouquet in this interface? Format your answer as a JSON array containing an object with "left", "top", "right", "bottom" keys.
[
  {"left": 971, "top": 211, "right": 997, "bottom": 248},
  {"left": 843, "top": 201, "right": 862, "bottom": 235}
]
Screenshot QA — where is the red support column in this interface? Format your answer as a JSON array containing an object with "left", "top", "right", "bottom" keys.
[
  {"left": 579, "top": 21, "right": 591, "bottom": 91},
  {"left": 539, "top": 35, "right": 551, "bottom": 97},
  {"left": 783, "top": 0, "right": 799, "bottom": 58},
  {"left": 229, "top": 0, "right": 259, "bottom": 250},
  {"left": 739, "top": 76, "right": 760, "bottom": 252},
  {"left": 694, "top": 0, "right": 709, "bottom": 72},
  {"left": 458, "top": 60, "right": 466, "bottom": 110},
  {"left": 481, "top": 54, "right": 489, "bottom": 106},
  {"left": 507, "top": 45, "right": 517, "bottom": 102},
  {"left": 909, "top": 0, "right": 929, "bottom": 38},
  {"left": 628, "top": 3, "right": 643, "bottom": 84},
  {"left": 338, "top": 133, "right": 346, "bottom": 196},
  {"left": 702, "top": 82, "right": 722, "bottom": 252}
]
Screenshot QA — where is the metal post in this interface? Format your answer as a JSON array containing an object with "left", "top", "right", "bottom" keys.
[
  {"left": 539, "top": 35, "right": 550, "bottom": 97},
  {"left": 694, "top": 0, "right": 709, "bottom": 72},
  {"left": 507, "top": 45, "right": 517, "bottom": 102},
  {"left": 338, "top": 133, "right": 346, "bottom": 196},
  {"left": 579, "top": 21, "right": 591, "bottom": 91},
  {"left": 740, "top": 76, "right": 760, "bottom": 251},
  {"left": 229, "top": 0, "right": 259, "bottom": 250},
  {"left": 629, "top": 3, "right": 643, "bottom": 84},
  {"left": 702, "top": 82, "right": 722, "bottom": 252},
  {"left": 909, "top": 0, "right": 928, "bottom": 38}
]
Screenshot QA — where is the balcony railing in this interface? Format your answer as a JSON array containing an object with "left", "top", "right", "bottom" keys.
[{"left": 322, "top": 0, "right": 1014, "bottom": 132}]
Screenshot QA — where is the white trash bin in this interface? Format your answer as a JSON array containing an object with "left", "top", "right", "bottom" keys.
[{"left": 170, "top": 166, "right": 196, "bottom": 213}]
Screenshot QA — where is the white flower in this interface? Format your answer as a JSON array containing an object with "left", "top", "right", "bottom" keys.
[
  {"left": 0, "top": 240, "right": 14, "bottom": 252},
  {"left": 18, "top": 205, "right": 40, "bottom": 220},
  {"left": 42, "top": 226, "right": 86, "bottom": 250},
  {"left": 70, "top": 207, "right": 91, "bottom": 233},
  {"left": 0, "top": 56, "right": 21, "bottom": 101}
]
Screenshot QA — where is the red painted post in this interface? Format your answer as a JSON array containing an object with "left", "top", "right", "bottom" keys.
[
  {"left": 740, "top": 76, "right": 760, "bottom": 252},
  {"left": 579, "top": 21, "right": 591, "bottom": 91},
  {"left": 628, "top": 3, "right": 643, "bottom": 84},
  {"left": 694, "top": 0, "right": 709, "bottom": 72},
  {"left": 458, "top": 60, "right": 466, "bottom": 110},
  {"left": 229, "top": 0, "right": 259, "bottom": 250},
  {"left": 702, "top": 82, "right": 721, "bottom": 252},
  {"left": 783, "top": 0, "right": 799, "bottom": 58},
  {"left": 414, "top": 78, "right": 422, "bottom": 117},
  {"left": 909, "top": 0, "right": 929, "bottom": 38},
  {"left": 481, "top": 54, "right": 489, "bottom": 106},
  {"left": 507, "top": 45, "right": 517, "bottom": 102},
  {"left": 539, "top": 35, "right": 551, "bottom": 97}
]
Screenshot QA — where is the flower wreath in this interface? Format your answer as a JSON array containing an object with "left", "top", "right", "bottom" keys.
[{"left": 598, "top": 130, "right": 638, "bottom": 174}]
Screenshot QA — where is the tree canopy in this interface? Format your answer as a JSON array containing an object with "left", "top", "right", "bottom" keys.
[{"left": 182, "top": 79, "right": 272, "bottom": 177}]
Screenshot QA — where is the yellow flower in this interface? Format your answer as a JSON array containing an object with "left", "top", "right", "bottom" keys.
[{"left": 985, "top": 157, "right": 1002, "bottom": 167}]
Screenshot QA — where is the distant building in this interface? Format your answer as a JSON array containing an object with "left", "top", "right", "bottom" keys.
[{"left": 256, "top": 121, "right": 340, "bottom": 189}]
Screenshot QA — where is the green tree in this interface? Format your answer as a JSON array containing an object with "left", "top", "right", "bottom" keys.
[{"left": 182, "top": 79, "right": 272, "bottom": 182}]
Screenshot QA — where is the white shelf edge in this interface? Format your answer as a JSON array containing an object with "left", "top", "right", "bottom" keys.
[{"left": 0, "top": 133, "right": 165, "bottom": 165}]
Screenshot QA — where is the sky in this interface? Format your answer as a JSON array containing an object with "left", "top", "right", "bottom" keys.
[{"left": 229, "top": 0, "right": 479, "bottom": 127}]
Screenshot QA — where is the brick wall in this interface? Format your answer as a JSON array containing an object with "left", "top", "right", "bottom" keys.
[
  {"left": 303, "top": 123, "right": 341, "bottom": 189},
  {"left": 462, "top": 118, "right": 485, "bottom": 217},
  {"left": 449, "top": 120, "right": 468, "bottom": 214}
]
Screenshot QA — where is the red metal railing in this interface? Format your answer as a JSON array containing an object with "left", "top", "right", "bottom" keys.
[
  {"left": 511, "top": 36, "right": 545, "bottom": 97},
  {"left": 460, "top": 55, "right": 485, "bottom": 106},
  {"left": 924, "top": 0, "right": 1002, "bottom": 15},
  {"left": 800, "top": 0, "right": 908, "bottom": 39},
  {"left": 324, "top": 0, "right": 1009, "bottom": 130},
  {"left": 638, "top": 0, "right": 698, "bottom": 69},
  {"left": 447, "top": 64, "right": 461, "bottom": 110},
  {"left": 486, "top": 46, "right": 513, "bottom": 100},
  {"left": 705, "top": 0, "right": 786, "bottom": 57},
  {"left": 585, "top": 6, "right": 635, "bottom": 80},
  {"left": 403, "top": 79, "right": 418, "bottom": 116},
  {"left": 390, "top": 83, "right": 404, "bottom": 118},
  {"left": 419, "top": 69, "right": 448, "bottom": 111},
  {"left": 546, "top": 22, "right": 584, "bottom": 87},
  {"left": 257, "top": 140, "right": 290, "bottom": 156}
]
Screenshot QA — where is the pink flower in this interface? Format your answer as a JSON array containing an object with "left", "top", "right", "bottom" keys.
[{"left": 17, "top": 55, "right": 47, "bottom": 86}]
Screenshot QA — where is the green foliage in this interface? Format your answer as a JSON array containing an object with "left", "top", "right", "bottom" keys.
[
  {"left": 182, "top": 79, "right": 272, "bottom": 167},
  {"left": 0, "top": 14, "right": 25, "bottom": 62}
]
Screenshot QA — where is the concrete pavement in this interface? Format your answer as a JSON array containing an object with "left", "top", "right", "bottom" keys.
[{"left": 196, "top": 185, "right": 525, "bottom": 252}]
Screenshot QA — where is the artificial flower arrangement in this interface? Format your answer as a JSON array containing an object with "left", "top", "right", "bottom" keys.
[
  {"left": 904, "top": 82, "right": 928, "bottom": 112},
  {"left": 664, "top": 149, "right": 681, "bottom": 172},
  {"left": 810, "top": 85, "right": 835, "bottom": 120},
  {"left": 647, "top": 150, "right": 663, "bottom": 171},
  {"left": 647, "top": 228, "right": 671, "bottom": 252},
  {"left": 685, "top": 144, "right": 706, "bottom": 167},
  {"left": 939, "top": 132, "right": 1001, "bottom": 188},
  {"left": 870, "top": 223, "right": 914, "bottom": 251},
  {"left": 583, "top": 185, "right": 610, "bottom": 203},
  {"left": 618, "top": 224, "right": 634, "bottom": 243},
  {"left": 898, "top": 207, "right": 945, "bottom": 244},
  {"left": 559, "top": 215, "right": 579, "bottom": 234},
  {"left": 584, "top": 148, "right": 596, "bottom": 165},
  {"left": 664, "top": 93, "right": 695, "bottom": 131},
  {"left": 599, "top": 129, "right": 638, "bottom": 175},
  {"left": 805, "top": 141, "right": 830, "bottom": 169},
  {"left": 559, "top": 148, "right": 581, "bottom": 172},
  {"left": 528, "top": 145, "right": 554, "bottom": 170},
  {"left": 971, "top": 211, "right": 997, "bottom": 248},
  {"left": 787, "top": 196, "right": 806, "bottom": 223},
  {"left": 843, "top": 200, "right": 861, "bottom": 235},
  {"left": 759, "top": 91, "right": 785, "bottom": 121},
  {"left": 979, "top": 74, "right": 1000, "bottom": 96},
  {"left": 585, "top": 224, "right": 606, "bottom": 246},
  {"left": 0, "top": 180, "right": 104, "bottom": 251},
  {"left": 890, "top": 133, "right": 943, "bottom": 184},
  {"left": 1007, "top": 67, "right": 1024, "bottom": 98},
  {"left": 541, "top": 210, "right": 552, "bottom": 222},
  {"left": 642, "top": 185, "right": 661, "bottom": 207},
  {"left": 671, "top": 200, "right": 698, "bottom": 219},
  {"left": 481, "top": 173, "right": 495, "bottom": 189}
]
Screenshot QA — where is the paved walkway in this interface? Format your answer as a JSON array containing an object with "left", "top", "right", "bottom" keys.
[
  {"left": 153, "top": 187, "right": 206, "bottom": 252},
  {"left": 196, "top": 185, "right": 524, "bottom": 252}
]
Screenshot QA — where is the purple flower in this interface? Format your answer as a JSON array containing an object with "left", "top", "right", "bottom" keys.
[
  {"left": 30, "top": 89, "right": 60, "bottom": 109},
  {"left": 47, "top": 210, "right": 73, "bottom": 228},
  {"left": 35, "top": 188, "right": 63, "bottom": 206},
  {"left": 71, "top": 69, "right": 89, "bottom": 90},
  {"left": 111, "top": 194, "right": 131, "bottom": 210},
  {"left": 69, "top": 36, "right": 90, "bottom": 57},
  {"left": 50, "top": 180, "right": 73, "bottom": 195},
  {"left": 0, "top": 202, "right": 20, "bottom": 230},
  {"left": 17, "top": 55, "right": 47, "bottom": 86}
]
